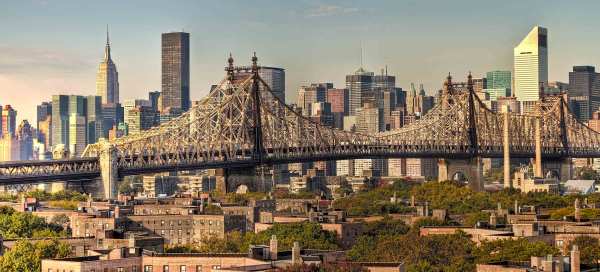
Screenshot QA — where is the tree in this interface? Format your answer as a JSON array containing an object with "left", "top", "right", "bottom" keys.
[
  {"left": 0, "top": 209, "right": 66, "bottom": 238},
  {"left": 246, "top": 222, "right": 339, "bottom": 252},
  {"left": 0, "top": 240, "right": 71, "bottom": 272},
  {"left": 361, "top": 217, "right": 410, "bottom": 236},
  {"left": 567, "top": 236, "right": 600, "bottom": 265},
  {"left": 474, "top": 238, "right": 559, "bottom": 263},
  {"left": 575, "top": 167, "right": 598, "bottom": 181}
]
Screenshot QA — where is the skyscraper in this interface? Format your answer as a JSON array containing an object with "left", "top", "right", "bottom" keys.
[
  {"left": 514, "top": 26, "right": 548, "bottom": 111},
  {"left": 161, "top": 32, "right": 190, "bottom": 113},
  {"left": 259, "top": 67, "right": 285, "bottom": 102},
  {"left": 96, "top": 27, "right": 120, "bottom": 105},
  {"left": 51, "top": 95, "right": 103, "bottom": 154},
  {"left": 36, "top": 102, "right": 52, "bottom": 130},
  {"left": 484, "top": 70, "right": 512, "bottom": 102},
  {"left": 569, "top": 66, "right": 600, "bottom": 121},
  {"left": 297, "top": 84, "right": 327, "bottom": 116},
  {"left": 346, "top": 67, "right": 374, "bottom": 116},
  {"left": 1, "top": 105, "right": 17, "bottom": 138},
  {"left": 486, "top": 71, "right": 512, "bottom": 93},
  {"left": 17, "top": 120, "right": 34, "bottom": 160}
]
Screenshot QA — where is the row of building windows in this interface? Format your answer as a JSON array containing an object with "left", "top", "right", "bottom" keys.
[{"left": 144, "top": 265, "right": 212, "bottom": 272}]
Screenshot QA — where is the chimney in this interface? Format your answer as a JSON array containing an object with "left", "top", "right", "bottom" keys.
[
  {"left": 128, "top": 235, "right": 136, "bottom": 248},
  {"left": 514, "top": 200, "right": 519, "bottom": 215},
  {"left": 269, "top": 235, "right": 278, "bottom": 261},
  {"left": 292, "top": 241, "right": 301, "bottom": 265},
  {"left": 489, "top": 213, "right": 497, "bottom": 226},
  {"left": 114, "top": 206, "right": 121, "bottom": 219},
  {"left": 571, "top": 245, "right": 580, "bottom": 272}
]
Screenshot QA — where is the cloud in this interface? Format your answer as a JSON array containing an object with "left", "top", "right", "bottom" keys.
[
  {"left": 0, "top": 46, "right": 93, "bottom": 75},
  {"left": 305, "top": 4, "right": 359, "bottom": 17}
]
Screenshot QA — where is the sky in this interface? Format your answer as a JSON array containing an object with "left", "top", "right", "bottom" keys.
[{"left": 1, "top": 0, "right": 600, "bottom": 123}]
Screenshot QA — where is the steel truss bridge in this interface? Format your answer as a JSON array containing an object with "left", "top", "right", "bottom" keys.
[{"left": 2, "top": 55, "right": 600, "bottom": 198}]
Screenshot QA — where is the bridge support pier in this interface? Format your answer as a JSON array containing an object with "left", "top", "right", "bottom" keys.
[
  {"left": 216, "top": 167, "right": 272, "bottom": 193},
  {"left": 438, "top": 158, "right": 483, "bottom": 191},
  {"left": 543, "top": 158, "right": 572, "bottom": 181},
  {"left": 98, "top": 139, "right": 118, "bottom": 200}
]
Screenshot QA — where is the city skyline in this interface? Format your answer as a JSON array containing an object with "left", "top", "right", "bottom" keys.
[{"left": 2, "top": 1, "right": 600, "bottom": 122}]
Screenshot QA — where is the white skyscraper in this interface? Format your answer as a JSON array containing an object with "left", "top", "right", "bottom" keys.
[
  {"left": 513, "top": 26, "right": 548, "bottom": 112},
  {"left": 96, "top": 27, "right": 120, "bottom": 105}
]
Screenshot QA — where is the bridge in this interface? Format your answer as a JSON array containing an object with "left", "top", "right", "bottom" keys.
[{"left": 2, "top": 54, "right": 600, "bottom": 199}]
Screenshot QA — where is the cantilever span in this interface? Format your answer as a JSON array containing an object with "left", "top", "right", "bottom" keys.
[{"left": 2, "top": 57, "right": 600, "bottom": 197}]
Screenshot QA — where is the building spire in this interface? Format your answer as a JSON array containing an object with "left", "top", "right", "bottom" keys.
[{"left": 104, "top": 24, "right": 111, "bottom": 61}]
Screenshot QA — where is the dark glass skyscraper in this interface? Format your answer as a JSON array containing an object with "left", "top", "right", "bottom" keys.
[
  {"left": 161, "top": 32, "right": 190, "bottom": 113},
  {"left": 569, "top": 66, "right": 600, "bottom": 121}
]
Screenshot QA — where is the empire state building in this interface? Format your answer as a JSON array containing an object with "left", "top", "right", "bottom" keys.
[{"left": 96, "top": 27, "right": 119, "bottom": 104}]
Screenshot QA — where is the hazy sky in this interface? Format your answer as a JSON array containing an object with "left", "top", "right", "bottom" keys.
[{"left": 1, "top": 0, "right": 600, "bottom": 123}]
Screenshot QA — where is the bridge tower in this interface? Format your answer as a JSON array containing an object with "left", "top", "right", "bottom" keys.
[
  {"left": 97, "top": 138, "right": 118, "bottom": 200},
  {"left": 437, "top": 72, "right": 484, "bottom": 191},
  {"left": 502, "top": 104, "right": 512, "bottom": 188}
]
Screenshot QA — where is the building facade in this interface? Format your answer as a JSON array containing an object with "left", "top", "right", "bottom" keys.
[
  {"left": 96, "top": 29, "right": 120, "bottom": 105},
  {"left": 513, "top": 26, "right": 548, "bottom": 112},
  {"left": 568, "top": 66, "right": 600, "bottom": 121},
  {"left": 1, "top": 105, "right": 17, "bottom": 138},
  {"left": 161, "top": 32, "right": 190, "bottom": 113},
  {"left": 346, "top": 68, "right": 374, "bottom": 116}
]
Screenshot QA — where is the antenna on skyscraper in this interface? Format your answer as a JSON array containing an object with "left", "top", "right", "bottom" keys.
[
  {"left": 106, "top": 24, "right": 110, "bottom": 45},
  {"left": 360, "top": 42, "right": 363, "bottom": 68}
]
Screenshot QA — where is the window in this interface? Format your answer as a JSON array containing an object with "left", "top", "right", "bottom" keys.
[
  {"left": 133, "top": 267, "right": 138, "bottom": 272},
  {"left": 117, "top": 268, "right": 124, "bottom": 272},
  {"left": 163, "top": 265, "right": 170, "bottom": 272},
  {"left": 180, "top": 266, "right": 187, "bottom": 272},
  {"left": 144, "top": 265, "right": 153, "bottom": 272},
  {"left": 196, "top": 266, "right": 202, "bottom": 272}
]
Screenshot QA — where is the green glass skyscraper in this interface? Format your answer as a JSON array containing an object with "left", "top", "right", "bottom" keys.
[{"left": 485, "top": 70, "right": 512, "bottom": 101}]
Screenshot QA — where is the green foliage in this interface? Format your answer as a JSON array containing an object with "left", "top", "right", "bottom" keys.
[
  {"left": 360, "top": 217, "right": 410, "bottom": 236},
  {"left": 273, "top": 189, "right": 317, "bottom": 199},
  {"left": 575, "top": 166, "right": 599, "bottom": 181},
  {"left": 567, "top": 236, "right": 600, "bottom": 265},
  {"left": 203, "top": 204, "right": 223, "bottom": 215},
  {"left": 0, "top": 207, "right": 66, "bottom": 238},
  {"left": 47, "top": 200, "right": 79, "bottom": 210},
  {"left": 0, "top": 240, "right": 71, "bottom": 272},
  {"left": 277, "top": 263, "right": 367, "bottom": 272},
  {"left": 165, "top": 222, "right": 339, "bottom": 254},
  {"left": 549, "top": 208, "right": 600, "bottom": 220},
  {"left": 332, "top": 182, "right": 416, "bottom": 216},
  {"left": 348, "top": 231, "right": 475, "bottom": 271},
  {"left": 197, "top": 231, "right": 247, "bottom": 253},
  {"left": 246, "top": 222, "right": 339, "bottom": 251},
  {"left": 118, "top": 178, "right": 139, "bottom": 195},
  {"left": 24, "top": 190, "right": 87, "bottom": 201},
  {"left": 463, "top": 211, "right": 491, "bottom": 227},
  {"left": 474, "top": 238, "right": 559, "bottom": 263},
  {"left": 412, "top": 218, "right": 455, "bottom": 228}
]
